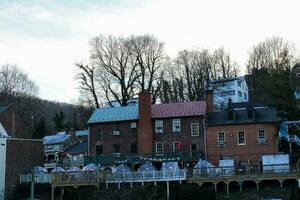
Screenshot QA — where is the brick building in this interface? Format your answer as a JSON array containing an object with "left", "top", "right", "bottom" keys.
[
  {"left": 0, "top": 138, "right": 44, "bottom": 199},
  {"left": 88, "top": 93, "right": 206, "bottom": 165},
  {"left": 206, "top": 95, "right": 279, "bottom": 166},
  {"left": 0, "top": 104, "right": 28, "bottom": 138}
]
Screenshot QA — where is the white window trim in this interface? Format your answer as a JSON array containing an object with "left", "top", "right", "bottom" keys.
[
  {"left": 217, "top": 131, "right": 225, "bottom": 145},
  {"left": 155, "top": 120, "right": 163, "bottom": 133},
  {"left": 172, "top": 119, "right": 181, "bottom": 133},
  {"left": 257, "top": 129, "right": 266, "bottom": 144},
  {"left": 191, "top": 123, "right": 200, "bottom": 137},
  {"left": 155, "top": 142, "right": 164, "bottom": 155},
  {"left": 237, "top": 130, "right": 246, "bottom": 145},
  {"left": 130, "top": 122, "right": 137, "bottom": 129},
  {"left": 173, "top": 141, "right": 180, "bottom": 152}
]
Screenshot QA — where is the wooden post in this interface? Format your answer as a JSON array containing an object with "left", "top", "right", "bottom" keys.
[
  {"left": 30, "top": 173, "right": 34, "bottom": 200},
  {"left": 130, "top": 182, "right": 133, "bottom": 188},
  {"left": 166, "top": 181, "right": 170, "bottom": 200},
  {"left": 256, "top": 181, "right": 259, "bottom": 191},
  {"left": 118, "top": 182, "right": 121, "bottom": 190}
]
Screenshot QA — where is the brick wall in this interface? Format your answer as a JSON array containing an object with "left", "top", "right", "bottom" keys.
[
  {"left": 207, "top": 123, "right": 278, "bottom": 166},
  {"left": 153, "top": 117, "right": 205, "bottom": 153},
  {"left": 89, "top": 116, "right": 205, "bottom": 156},
  {"left": 89, "top": 121, "right": 137, "bottom": 156},
  {"left": 5, "top": 139, "right": 44, "bottom": 200},
  {"left": 0, "top": 105, "right": 28, "bottom": 138},
  {"left": 137, "top": 92, "right": 153, "bottom": 154}
]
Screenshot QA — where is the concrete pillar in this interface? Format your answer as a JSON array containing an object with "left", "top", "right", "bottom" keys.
[
  {"left": 51, "top": 187, "right": 55, "bottom": 200},
  {"left": 279, "top": 180, "right": 283, "bottom": 189},
  {"left": 226, "top": 182, "right": 230, "bottom": 195},
  {"left": 167, "top": 181, "right": 170, "bottom": 200},
  {"left": 60, "top": 187, "right": 64, "bottom": 200},
  {"left": 214, "top": 183, "right": 217, "bottom": 192},
  {"left": 239, "top": 181, "right": 243, "bottom": 192}
]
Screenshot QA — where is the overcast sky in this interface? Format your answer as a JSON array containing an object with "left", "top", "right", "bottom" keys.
[{"left": 1, "top": 0, "right": 300, "bottom": 103}]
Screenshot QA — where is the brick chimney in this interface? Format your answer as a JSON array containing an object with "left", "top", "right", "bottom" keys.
[
  {"left": 206, "top": 90, "right": 214, "bottom": 113},
  {"left": 137, "top": 92, "right": 153, "bottom": 154}
]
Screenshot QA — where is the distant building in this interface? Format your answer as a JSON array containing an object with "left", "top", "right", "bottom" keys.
[
  {"left": 208, "top": 76, "right": 249, "bottom": 111},
  {"left": 43, "top": 132, "right": 74, "bottom": 169},
  {"left": 0, "top": 104, "right": 28, "bottom": 138},
  {"left": 206, "top": 93, "right": 279, "bottom": 166},
  {"left": 62, "top": 142, "right": 88, "bottom": 168},
  {"left": 0, "top": 137, "right": 43, "bottom": 199}
]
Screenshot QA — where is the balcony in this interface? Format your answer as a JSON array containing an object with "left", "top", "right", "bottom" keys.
[{"left": 85, "top": 150, "right": 204, "bottom": 166}]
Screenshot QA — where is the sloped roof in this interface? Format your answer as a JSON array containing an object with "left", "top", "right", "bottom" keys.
[
  {"left": 0, "top": 105, "right": 9, "bottom": 113},
  {"left": 152, "top": 101, "right": 206, "bottom": 118},
  {"left": 64, "top": 142, "right": 87, "bottom": 155},
  {"left": 88, "top": 101, "right": 206, "bottom": 124},
  {"left": 75, "top": 130, "right": 88, "bottom": 137},
  {"left": 208, "top": 107, "right": 277, "bottom": 125},
  {"left": 88, "top": 105, "right": 138, "bottom": 124},
  {"left": 43, "top": 132, "right": 70, "bottom": 145}
]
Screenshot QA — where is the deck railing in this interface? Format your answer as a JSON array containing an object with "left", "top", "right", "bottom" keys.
[
  {"left": 106, "top": 170, "right": 187, "bottom": 183},
  {"left": 20, "top": 164, "right": 299, "bottom": 185}
]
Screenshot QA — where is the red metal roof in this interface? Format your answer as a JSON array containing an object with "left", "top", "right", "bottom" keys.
[{"left": 151, "top": 101, "right": 206, "bottom": 118}]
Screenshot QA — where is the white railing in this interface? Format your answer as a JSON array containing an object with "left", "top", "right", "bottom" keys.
[
  {"left": 106, "top": 170, "right": 187, "bottom": 183},
  {"left": 20, "top": 174, "right": 51, "bottom": 184}
]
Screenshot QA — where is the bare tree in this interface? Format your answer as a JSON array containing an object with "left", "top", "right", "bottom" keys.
[
  {"left": 75, "top": 63, "right": 101, "bottom": 108},
  {"left": 89, "top": 35, "right": 139, "bottom": 106},
  {"left": 130, "top": 34, "right": 167, "bottom": 103},
  {"left": 213, "top": 47, "right": 238, "bottom": 79},
  {"left": 0, "top": 64, "right": 39, "bottom": 98},
  {"left": 247, "top": 37, "right": 295, "bottom": 73}
]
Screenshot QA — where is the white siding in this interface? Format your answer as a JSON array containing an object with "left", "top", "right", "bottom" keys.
[{"left": 0, "top": 138, "right": 6, "bottom": 199}]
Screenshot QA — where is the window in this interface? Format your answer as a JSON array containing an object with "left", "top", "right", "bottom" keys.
[
  {"left": 220, "top": 90, "right": 235, "bottom": 97},
  {"left": 217, "top": 131, "right": 225, "bottom": 145},
  {"left": 191, "top": 123, "right": 200, "bottom": 136},
  {"left": 112, "top": 123, "right": 120, "bottom": 131},
  {"left": 237, "top": 131, "right": 246, "bottom": 145},
  {"left": 131, "top": 122, "right": 137, "bottom": 134},
  {"left": 257, "top": 129, "right": 266, "bottom": 144},
  {"left": 190, "top": 144, "right": 197, "bottom": 151},
  {"left": 96, "top": 145, "right": 103, "bottom": 155},
  {"left": 130, "top": 122, "right": 137, "bottom": 128},
  {"left": 131, "top": 143, "right": 137, "bottom": 154},
  {"left": 96, "top": 128, "right": 103, "bottom": 141},
  {"left": 112, "top": 123, "right": 120, "bottom": 136},
  {"left": 113, "top": 144, "right": 120, "bottom": 153},
  {"left": 155, "top": 120, "right": 163, "bottom": 133},
  {"left": 238, "top": 80, "right": 242, "bottom": 87},
  {"left": 238, "top": 91, "right": 242, "bottom": 97},
  {"left": 244, "top": 92, "right": 247, "bottom": 100},
  {"left": 156, "top": 142, "right": 164, "bottom": 155},
  {"left": 172, "top": 119, "right": 181, "bottom": 132},
  {"left": 173, "top": 141, "right": 182, "bottom": 152}
]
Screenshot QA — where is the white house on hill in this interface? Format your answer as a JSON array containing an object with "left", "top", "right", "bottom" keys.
[{"left": 208, "top": 76, "right": 249, "bottom": 111}]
